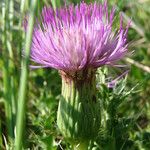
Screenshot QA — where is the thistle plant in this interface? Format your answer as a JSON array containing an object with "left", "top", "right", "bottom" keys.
[{"left": 26, "top": 1, "right": 129, "bottom": 149}]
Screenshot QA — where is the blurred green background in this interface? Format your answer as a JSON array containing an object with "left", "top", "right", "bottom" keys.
[{"left": 0, "top": 0, "right": 150, "bottom": 149}]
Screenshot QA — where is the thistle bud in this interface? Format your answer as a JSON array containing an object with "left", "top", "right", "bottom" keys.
[{"left": 57, "top": 69, "right": 100, "bottom": 146}]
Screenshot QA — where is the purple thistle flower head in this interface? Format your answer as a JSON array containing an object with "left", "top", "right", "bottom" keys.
[{"left": 28, "top": 1, "right": 129, "bottom": 75}]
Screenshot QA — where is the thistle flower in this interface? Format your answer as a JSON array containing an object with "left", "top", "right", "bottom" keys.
[
  {"left": 29, "top": 1, "right": 128, "bottom": 73},
  {"left": 27, "top": 1, "right": 129, "bottom": 149}
]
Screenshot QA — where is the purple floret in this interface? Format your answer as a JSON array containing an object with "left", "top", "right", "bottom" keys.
[{"left": 28, "top": 1, "right": 129, "bottom": 73}]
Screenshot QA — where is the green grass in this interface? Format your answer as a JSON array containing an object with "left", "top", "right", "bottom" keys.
[{"left": 0, "top": 0, "right": 150, "bottom": 149}]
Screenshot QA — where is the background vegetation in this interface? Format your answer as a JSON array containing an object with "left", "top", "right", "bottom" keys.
[{"left": 0, "top": 0, "right": 150, "bottom": 149}]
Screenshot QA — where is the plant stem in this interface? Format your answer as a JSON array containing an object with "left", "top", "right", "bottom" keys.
[
  {"left": 51, "top": 0, "right": 57, "bottom": 9},
  {"left": 9, "top": 0, "right": 17, "bottom": 134},
  {"left": 14, "top": 0, "right": 37, "bottom": 150},
  {"left": 2, "top": 0, "right": 14, "bottom": 142}
]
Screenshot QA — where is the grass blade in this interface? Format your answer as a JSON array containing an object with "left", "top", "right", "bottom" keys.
[{"left": 14, "top": 0, "right": 37, "bottom": 149}]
